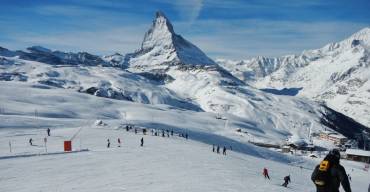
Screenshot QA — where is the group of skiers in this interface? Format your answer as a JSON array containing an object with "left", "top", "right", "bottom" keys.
[
  {"left": 125, "top": 125, "right": 188, "bottom": 140},
  {"left": 262, "top": 167, "right": 291, "bottom": 187},
  {"left": 106, "top": 137, "right": 144, "bottom": 148},
  {"left": 105, "top": 125, "right": 190, "bottom": 149},
  {"left": 212, "top": 144, "right": 230, "bottom": 155},
  {"left": 260, "top": 149, "right": 355, "bottom": 191}
]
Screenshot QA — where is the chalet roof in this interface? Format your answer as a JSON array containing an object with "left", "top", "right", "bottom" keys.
[{"left": 346, "top": 149, "right": 370, "bottom": 157}]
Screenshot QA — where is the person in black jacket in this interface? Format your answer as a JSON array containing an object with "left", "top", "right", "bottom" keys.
[
  {"left": 282, "top": 175, "right": 291, "bottom": 187},
  {"left": 311, "top": 149, "right": 351, "bottom": 192}
]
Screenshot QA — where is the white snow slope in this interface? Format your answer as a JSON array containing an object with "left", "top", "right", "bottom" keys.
[
  {"left": 0, "top": 81, "right": 368, "bottom": 192},
  {"left": 217, "top": 27, "right": 370, "bottom": 127}
]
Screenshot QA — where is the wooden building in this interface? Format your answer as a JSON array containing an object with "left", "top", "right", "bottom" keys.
[{"left": 346, "top": 149, "right": 370, "bottom": 163}]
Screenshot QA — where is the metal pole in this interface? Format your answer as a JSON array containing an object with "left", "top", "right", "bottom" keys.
[
  {"left": 44, "top": 137, "right": 47, "bottom": 153},
  {"left": 9, "top": 141, "right": 11, "bottom": 153}
]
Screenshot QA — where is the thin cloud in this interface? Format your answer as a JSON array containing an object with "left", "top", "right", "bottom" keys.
[{"left": 154, "top": 0, "right": 203, "bottom": 24}]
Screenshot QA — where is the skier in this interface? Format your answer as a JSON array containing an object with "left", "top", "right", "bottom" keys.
[
  {"left": 263, "top": 167, "right": 270, "bottom": 180},
  {"left": 282, "top": 175, "right": 291, "bottom": 187},
  {"left": 162, "top": 130, "right": 165, "bottom": 137},
  {"left": 151, "top": 129, "right": 154, "bottom": 136},
  {"left": 47, "top": 128, "right": 50, "bottom": 136},
  {"left": 126, "top": 125, "right": 129, "bottom": 132},
  {"left": 134, "top": 128, "right": 137, "bottom": 134},
  {"left": 223, "top": 146, "right": 227, "bottom": 155},
  {"left": 29, "top": 138, "right": 33, "bottom": 146},
  {"left": 311, "top": 149, "right": 351, "bottom": 192},
  {"left": 140, "top": 137, "right": 144, "bottom": 147},
  {"left": 118, "top": 138, "right": 121, "bottom": 147},
  {"left": 212, "top": 144, "right": 215, "bottom": 152},
  {"left": 185, "top": 133, "right": 188, "bottom": 140},
  {"left": 171, "top": 129, "right": 174, "bottom": 136},
  {"left": 143, "top": 129, "right": 147, "bottom": 135},
  {"left": 216, "top": 145, "right": 220, "bottom": 154},
  {"left": 107, "top": 139, "right": 110, "bottom": 148}
]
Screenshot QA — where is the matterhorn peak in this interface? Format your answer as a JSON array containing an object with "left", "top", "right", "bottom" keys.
[
  {"left": 126, "top": 11, "right": 216, "bottom": 72},
  {"left": 141, "top": 11, "right": 176, "bottom": 51}
]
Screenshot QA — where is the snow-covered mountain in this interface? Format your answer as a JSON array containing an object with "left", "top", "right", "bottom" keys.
[
  {"left": 217, "top": 27, "right": 370, "bottom": 127},
  {"left": 124, "top": 11, "right": 216, "bottom": 72},
  {"left": 0, "top": 11, "right": 367, "bottom": 146}
]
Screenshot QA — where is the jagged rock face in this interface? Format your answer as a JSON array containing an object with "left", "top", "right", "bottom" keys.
[
  {"left": 217, "top": 27, "right": 370, "bottom": 127},
  {"left": 125, "top": 11, "right": 216, "bottom": 72}
]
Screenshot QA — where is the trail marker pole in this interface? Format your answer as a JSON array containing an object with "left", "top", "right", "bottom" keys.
[
  {"left": 9, "top": 141, "right": 12, "bottom": 153},
  {"left": 44, "top": 137, "right": 47, "bottom": 153}
]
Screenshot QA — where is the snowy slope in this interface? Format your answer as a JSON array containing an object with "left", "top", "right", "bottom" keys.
[
  {"left": 0, "top": 108, "right": 368, "bottom": 192},
  {"left": 217, "top": 27, "right": 370, "bottom": 127},
  {"left": 0, "top": 81, "right": 368, "bottom": 192}
]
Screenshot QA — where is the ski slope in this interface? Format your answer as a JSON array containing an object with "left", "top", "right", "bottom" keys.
[
  {"left": 0, "top": 124, "right": 368, "bottom": 192},
  {"left": 0, "top": 81, "right": 368, "bottom": 192}
]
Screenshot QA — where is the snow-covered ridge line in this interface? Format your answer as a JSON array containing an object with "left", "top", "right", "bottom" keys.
[{"left": 217, "top": 27, "right": 370, "bottom": 127}]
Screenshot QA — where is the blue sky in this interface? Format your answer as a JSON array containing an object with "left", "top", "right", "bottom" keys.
[{"left": 0, "top": 0, "right": 369, "bottom": 59}]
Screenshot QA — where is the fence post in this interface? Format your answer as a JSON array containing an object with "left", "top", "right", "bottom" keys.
[
  {"left": 9, "top": 141, "right": 12, "bottom": 153},
  {"left": 44, "top": 137, "right": 47, "bottom": 153}
]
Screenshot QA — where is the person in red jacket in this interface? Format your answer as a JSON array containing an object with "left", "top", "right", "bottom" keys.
[{"left": 263, "top": 167, "right": 270, "bottom": 179}]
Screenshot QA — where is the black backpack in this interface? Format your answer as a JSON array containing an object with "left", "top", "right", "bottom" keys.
[{"left": 313, "top": 159, "right": 332, "bottom": 190}]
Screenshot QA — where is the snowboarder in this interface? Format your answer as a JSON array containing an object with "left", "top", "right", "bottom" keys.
[
  {"left": 47, "top": 128, "right": 50, "bottom": 136},
  {"left": 282, "top": 175, "right": 291, "bottom": 187},
  {"left": 263, "top": 167, "right": 270, "bottom": 179},
  {"left": 212, "top": 144, "right": 215, "bottom": 152},
  {"left": 140, "top": 137, "right": 144, "bottom": 147},
  {"left": 216, "top": 145, "right": 220, "bottom": 154},
  {"left": 311, "top": 149, "right": 351, "bottom": 192},
  {"left": 223, "top": 146, "right": 227, "bottom": 155},
  {"left": 118, "top": 138, "right": 121, "bottom": 147},
  {"left": 107, "top": 139, "right": 110, "bottom": 148},
  {"left": 29, "top": 138, "right": 33, "bottom": 146}
]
